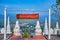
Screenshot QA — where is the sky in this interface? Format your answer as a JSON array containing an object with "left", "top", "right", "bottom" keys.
[
  {"left": 0, "top": 0, "right": 56, "bottom": 4},
  {"left": 0, "top": 0, "right": 56, "bottom": 14},
  {"left": 0, "top": 0, "right": 56, "bottom": 17},
  {"left": 0, "top": 0, "right": 56, "bottom": 25},
  {"left": 0, "top": 0, "right": 56, "bottom": 10}
]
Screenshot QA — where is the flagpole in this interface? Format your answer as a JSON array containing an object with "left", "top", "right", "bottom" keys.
[
  {"left": 48, "top": 9, "right": 51, "bottom": 39},
  {"left": 4, "top": 8, "right": 6, "bottom": 40}
]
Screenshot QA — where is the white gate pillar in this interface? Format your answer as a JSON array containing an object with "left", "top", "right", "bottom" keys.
[
  {"left": 4, "top": 8, "right": 6, "bottom": 40},
  {"left": 48, "top": 9, "right": 51, "bottom": 39}
]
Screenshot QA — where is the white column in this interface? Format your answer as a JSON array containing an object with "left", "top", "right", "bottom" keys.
[
  {"left": 14, "top": 20, "right": 21, "bottom": 36},
  {"left": 35, "top": 21, "right": 42, "bottom": 35},
  {"left": 43, "top": 18, "right": 48, "bottom": 35},
  {"left": 56, "top": 22, "right": 59, "bottom": 29},
  {"left": 48, "top": 9, "right": 51, "bottom": 39},
  {"left": 7, "top": 16, "right": 11, "bottom": 34},
  {"left": 55, "top": 22, "right": 59, "bottom": 34},
  {"left": 4, "top": 8, "right": 6, "bottom": 40}
]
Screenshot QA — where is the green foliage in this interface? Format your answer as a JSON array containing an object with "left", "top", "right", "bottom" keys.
[
  {"left": 22, "top": 32, "right": 29, "bottom": 38},
  {"left": 42, "top": 28, "right": 44, "bottom": 32},
  {"left": 56, "top": 0, "right": 60, "bottom": 5},
  {"left": 11, "top": 28, "right": 14, "bottom": 33}
]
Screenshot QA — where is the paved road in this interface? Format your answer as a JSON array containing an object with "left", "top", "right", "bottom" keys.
[
  {"left": 0, "top": 34, "right": 60, "bottom": 40},
  {"left": 44, "top": 35, "right": 60, "bottom": 40},
  {"left": 0, "top": 34, "right": 12, "bottom": 40}
]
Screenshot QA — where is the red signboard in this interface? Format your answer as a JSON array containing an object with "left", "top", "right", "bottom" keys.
[{"left": 16, "top": 14, "right": 39, "bottom": 19}]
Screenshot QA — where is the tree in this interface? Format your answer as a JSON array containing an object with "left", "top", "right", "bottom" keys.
[
  {"left": 56, "top": 0, "right": 60, "bottom": 5},
  {"left": 51, "top": 0, "right": 60, "bottom": 28}
]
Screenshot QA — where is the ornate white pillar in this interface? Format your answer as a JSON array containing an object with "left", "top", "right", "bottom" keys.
[
  {"left": 43, "top": 18, "right": 48, "bottom": 35},
  {"left": 35, "top": 21, "right": 42, "bottom": 35},
  {"left": 6, "top": 16, "right": 11, "bottom": 34},
  {"left": 13, "top": 20, "right": 21, "bottom": 36}
]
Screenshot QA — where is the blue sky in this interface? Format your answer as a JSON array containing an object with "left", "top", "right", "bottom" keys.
[
  {"left": 0, "top": 0, "right": 56, "bottom": 24},
  {"left": 0, "top": 0, "right": 56, "bottom": 16},
  {"left": 0, "top": 0, "right": 56, "bottom": 4},
  {"left": 0, "top": 0, "right": 56, "bottom": 9}
]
